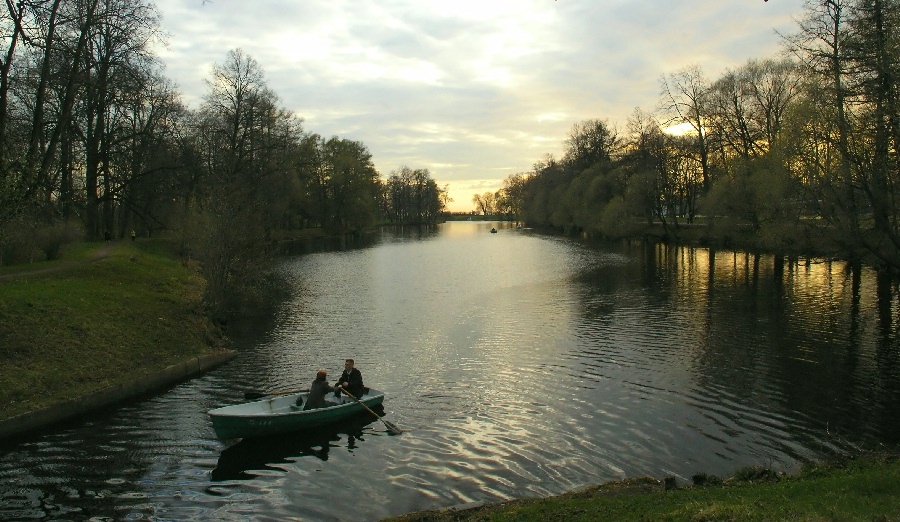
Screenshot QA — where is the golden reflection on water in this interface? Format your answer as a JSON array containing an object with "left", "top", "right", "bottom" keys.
[
  {"left": 652, "top": 243, "right": 887, "bottom": 326},
  {"left": 4, "top": 225, "right": 900, "bottom": 522}
]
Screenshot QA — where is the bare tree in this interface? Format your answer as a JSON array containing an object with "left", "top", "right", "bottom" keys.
[
  {"left": 472, "top": 192, "right": 497, "bottom": 216},
  {"left": 787, "top": 0, "right": 858, "bottom": 235},
  {"left": 563, "top": 119, "right": 620, "bottom": 172},
  {"left": 660, "top": 66, "right": 715, "bottom": 191}
]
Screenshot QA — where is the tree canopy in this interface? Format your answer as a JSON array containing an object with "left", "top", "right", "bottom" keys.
[
  {"left": 490, "top": 0, "right": 900, "bottom": 273},
  {"left": 0, "top": 3, "right": 446, "bottom": 314}
]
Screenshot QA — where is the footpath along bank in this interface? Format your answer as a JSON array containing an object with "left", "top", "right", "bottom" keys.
[{"left": 0, "top": 240, "right": 234, "bottom": 440}]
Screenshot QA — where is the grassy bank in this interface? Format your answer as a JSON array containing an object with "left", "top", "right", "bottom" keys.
[
  {"left": 0, "top": 240, "right": 229, "bottom": 420},
  {"left": 390, "top": 455, "right": 900, "bottom": 521}
]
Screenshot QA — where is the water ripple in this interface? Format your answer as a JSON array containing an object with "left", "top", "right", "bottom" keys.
[{"left": 2, "top": 224, "right": 899, "bottom": 520}]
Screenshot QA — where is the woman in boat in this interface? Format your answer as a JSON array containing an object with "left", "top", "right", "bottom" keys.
[
  {"left": 335, "top": 358, "right": 365, "bottom": 398},
  {"left": 303, "top": 370, "right": 337, "bottom": 410}
]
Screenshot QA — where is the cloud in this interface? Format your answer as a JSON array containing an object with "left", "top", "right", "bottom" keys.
[{"left": 154, "top": 0, "right": 806, "bottom": 211}]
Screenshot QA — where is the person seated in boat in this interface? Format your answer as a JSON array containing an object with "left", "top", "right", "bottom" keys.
[
  {"left": 334, "top": 358, "right": 365, "bottom": 399},
  {"left": 303, "top": 370, "right": 337, "bottom": 410}
]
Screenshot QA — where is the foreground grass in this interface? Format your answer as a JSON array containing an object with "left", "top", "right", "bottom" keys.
[
  {"left": 389, "top": 456, "right": 900, "bottom": 521},
  {"left": 0, "top": 240, "right": 227, "bottom": 420}
]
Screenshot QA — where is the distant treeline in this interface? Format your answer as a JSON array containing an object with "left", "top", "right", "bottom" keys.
[
  {"left": 0, "top": 1, "right": 445, "bottom": 314},
  {"left": 473, "top": 1, "right": 900, "bottom": 273}
]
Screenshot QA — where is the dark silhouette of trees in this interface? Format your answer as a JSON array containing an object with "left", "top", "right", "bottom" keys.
[
  {"left": 0, "top": 0, "right": 171, "bottom": 259},
  {"left": 4, "top": 0, "right": 900, "bottom": 289},
  {"left": 498, "top": 1, "right": 900, "bottom": 273},
  {"left": 0, "top": 11, "right": 441, "bottom": 313},
  {"left": 383, "top": 166, "right": 445, "bottom": 225},
  {"left": 472, "top": 191, "right": 497, "bottom": 216},
  {"left": 660, "top": 66, "right": 716, "bottom": 193}
]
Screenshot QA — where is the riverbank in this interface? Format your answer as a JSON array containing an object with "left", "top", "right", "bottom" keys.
[
  {"left": 388, "top": 453, "right": 900, "bottom": 521},
  {"left": 0, "top": 240, "right": 234, "bottom": 440}
]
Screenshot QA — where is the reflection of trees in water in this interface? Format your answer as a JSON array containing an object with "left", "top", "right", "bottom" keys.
[
  {"left": 699, "top": 252, "right": 900, "bottom": 446},
  {"left": 577, "top": 242, "right": 900, "bottom": 448},
  {"left": 211, "top": 408, "right": 381, "bottom": 481}
]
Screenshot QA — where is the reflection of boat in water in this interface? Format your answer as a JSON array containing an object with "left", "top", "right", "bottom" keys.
[
  {"left": 490, "top": 227, "right": 497, "bottom": 233},
  {"left": 208, "top": 388, "right": 386, "bottom": 440},
  {"left": 211, "top": 408, "right": 381, "bottom": 481}
]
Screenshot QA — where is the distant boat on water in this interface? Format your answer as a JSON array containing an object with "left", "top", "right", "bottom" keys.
[{"left": 490, "top": 227, "right": 497, "bottom": 233}]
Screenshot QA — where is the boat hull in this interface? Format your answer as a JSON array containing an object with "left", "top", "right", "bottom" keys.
[{"left": 209, "top": 389, "right": 385, "bottom": 440}]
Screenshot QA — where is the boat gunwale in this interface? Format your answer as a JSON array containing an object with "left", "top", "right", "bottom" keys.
[{"left": 208, "top": 388, "right": 385, "bottom": 418}]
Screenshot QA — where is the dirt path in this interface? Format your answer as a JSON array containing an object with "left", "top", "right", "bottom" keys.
[{"left": 0, "top": 242, "right": 114, "bottom": 282}]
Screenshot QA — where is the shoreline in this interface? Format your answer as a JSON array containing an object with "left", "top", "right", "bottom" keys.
[
  {"left": 0, "top": 240, "right": 239, "bottom": 443},
  {"left": 0, "top": 349, "right": 236, "bottom": 442},
  {"left": 385, "top": 453, "right": 900, "bottom": 521}
]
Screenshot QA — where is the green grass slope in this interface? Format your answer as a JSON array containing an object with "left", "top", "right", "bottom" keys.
[{"left": 0, "top": 241, "right": 228, "bottom": 420}]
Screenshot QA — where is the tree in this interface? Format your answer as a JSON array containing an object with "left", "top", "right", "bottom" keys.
[
  {"left": 321, "top": 137, "right": 380, "bottom": 232},
  {"left": 190, "top": 48, "right": 302, "bottom": 315},
  {"left": 708, "top": 59, "right": 803, "bottom": 161},
  {"left": 80, "top": 0, "right": 162, "bottom": 239},
  {"left": 660, "top": 65, "right": 716, "bottom": 191},
  {"left": 621, "top": 108, "right": 672, "bottom": 228},
  {"left": 743, "top": 59, "right": 804, "bottom": 153},
  {"left": 844, "top": 0, "right": 900, "bottom": 267},
  {"left": 563, "top": 119, "right": 619, "bottom": 173},
  {"left": 497, "top": 173, "right": 527, "bottom": 220},
  {"left": 473, "top": 191, "right": 497, "bottom": 216},
  {"left": 0, "top": 0, "right": 27, "bottom": 164},
  {"left": 789, "top": 0, "right": 859, "bottom": 245},
  {"left": 788, "top": 0, "right": 900, "bottom": 269},
  {"left": 383, "top": 166, "right": 445, "bottom": 225}
]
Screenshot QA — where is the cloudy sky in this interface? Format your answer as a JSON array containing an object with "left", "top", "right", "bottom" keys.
[{"left": 153, "top": 0, "right": 806, "bottom": 212}]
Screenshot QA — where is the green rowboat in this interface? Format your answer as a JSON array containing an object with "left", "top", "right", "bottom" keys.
[{"left": 209, "top": 388, "right": 386, "bottom": 440}]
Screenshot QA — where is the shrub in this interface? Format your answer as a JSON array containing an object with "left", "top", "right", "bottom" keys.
[
  {"left": 36, "top": 220, "right": 83, "bottom": 260},
  {"left": 0, "top": 218, "right": 83, "bottom": 266}
]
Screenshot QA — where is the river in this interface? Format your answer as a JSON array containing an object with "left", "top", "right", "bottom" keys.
[{"left": 1, "top": 220, "right": 898, "bottom": 520}]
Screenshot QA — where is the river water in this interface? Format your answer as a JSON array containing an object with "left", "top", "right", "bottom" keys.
[{"left": 2, "top": 221, "right": 899, "bottom": 520}]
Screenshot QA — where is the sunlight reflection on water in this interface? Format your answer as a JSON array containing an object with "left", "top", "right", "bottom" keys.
[{"left": 1, "top": 221, "right": 898, "bottom": 520}]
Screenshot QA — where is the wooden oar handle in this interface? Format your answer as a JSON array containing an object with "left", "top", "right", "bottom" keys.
[{"left": 337, "top": 385, "right": 359, "bottom": 400}]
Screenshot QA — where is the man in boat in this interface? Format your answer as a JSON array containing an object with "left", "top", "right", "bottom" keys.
[
  {"left": 303, "top": 370, "right": 337, "bottom": 410},
  {"left": 335, "top": 358, "right": 365, "bottom": 399}
]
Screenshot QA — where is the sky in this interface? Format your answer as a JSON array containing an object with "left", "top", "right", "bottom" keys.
[{"left": 152, "top": 0, "right": 807, "bottom": 212}]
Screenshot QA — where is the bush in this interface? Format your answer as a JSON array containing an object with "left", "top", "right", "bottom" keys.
[
  {"left": 597, "top": 197, "right": 644, "bottom": 239},
  {"left": 36, "top": 221, "right": 83, "bottom": 260},
  {"left": 0, "top": 218, "right": 83, "bottom": 266}
]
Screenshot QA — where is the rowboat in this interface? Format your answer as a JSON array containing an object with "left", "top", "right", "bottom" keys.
[{"left": 209, "top": 388, "right": 386, "bottom": 440}]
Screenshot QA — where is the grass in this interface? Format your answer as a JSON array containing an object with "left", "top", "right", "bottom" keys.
[
  {"left": 387, "top": 456, "right": 900, "bottom": 521},
  {"left": 0, "top": 240, "right": 227, "bottom": 419}
]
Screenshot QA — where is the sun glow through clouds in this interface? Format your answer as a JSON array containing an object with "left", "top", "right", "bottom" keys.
[{"left": 152, "top": 0, "right": 808, "bottom": 212}]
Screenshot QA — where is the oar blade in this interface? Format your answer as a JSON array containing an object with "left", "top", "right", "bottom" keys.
[
  {"left": 338, "top": 386, "right": 402, "bottom": 434},
  {"left": 382, "top": 420, "right": 403, "bottom": 435}
]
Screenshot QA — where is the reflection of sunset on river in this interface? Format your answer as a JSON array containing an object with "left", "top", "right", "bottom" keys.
[{"left": 2, "top": 222, "right": 897, "bottom": 520}]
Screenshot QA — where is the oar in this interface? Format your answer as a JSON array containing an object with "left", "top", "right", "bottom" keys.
[
  {"left": 243, "top": 388, "right": 309, "bottom": 400},
  {"left": 339, "top": 387, "right": 402, "bottom": 435}
]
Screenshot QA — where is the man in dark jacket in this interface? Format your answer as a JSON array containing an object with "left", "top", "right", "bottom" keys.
[
  {"left": 304, "top": 370, "right": 336, "bottom": 410},
  {"left": 335, "top": 358, "right": 365, "bottom": 398}
]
